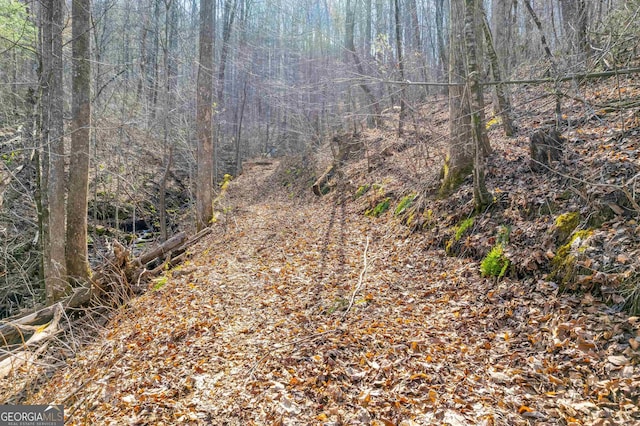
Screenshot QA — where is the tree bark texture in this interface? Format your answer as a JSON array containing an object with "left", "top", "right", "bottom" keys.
[
  {"left": 66, "top": 0, "right": 92, "bottom": 285},
  {"left": 196, "top": 0, "right": 214, "bottom": 231},
  {"left": 41, "top": 0, "right": 69, "bottom": 303},
  {"left": 440, "top": 0, "right": 473, "bottom": 197},
  {"left": 480, "top": 5, "right": 515, "bottom": 137},
  {"left": 465, "top": 0, "right": 491, "bottom": 211}
]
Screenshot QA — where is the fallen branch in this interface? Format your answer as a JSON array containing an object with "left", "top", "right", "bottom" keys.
[
  {"left": 1, "top": 225, "right": 212, "bottom": 351},
  {"left": 0, "top": 303, "right": 62, "bottom": 378},
  {"left": 341, "top": 236, "right": 371, "bottom": 321},
  {"left": 136, "top": 232, "right": 187, "bottom": 266}
]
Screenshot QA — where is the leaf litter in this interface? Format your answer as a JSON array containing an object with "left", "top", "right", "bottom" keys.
[
  {"left": 12, "top": 77, "right": 640, "bottom": 425},
  {"left": 13, "top": 157, "right": 636, "bottom": 425}
]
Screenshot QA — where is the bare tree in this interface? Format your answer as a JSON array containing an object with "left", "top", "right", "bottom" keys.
[
  {"left": 66, "top": 0, "right": 92, "bottom": 285},
  {"left": 394, "top": 0, "right": 406, "bottom": 136},
  {"left": 196, "top": 0, "right": 214, "bottom": 231},
  {"left": 440, "top": 0, "right": 472, "bottom": 196},
  {"left": 464, "top": 0, "right": 491, "bottom": 211},
  {"left": 40, "top": 0, "right": 69, "bottom": 303},
  {"left": 480, "top": 3, "right": 515, "bottom": 136},
  {"left": 345, "top": 0, "right": 381, "bottom": 127}
]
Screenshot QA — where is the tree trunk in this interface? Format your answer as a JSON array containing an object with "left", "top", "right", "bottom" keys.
[
  {"left": 196, "top": 0, "right": 214, "bottom": 231},
  {"left": 408, "top": 0, "right": 428, "bottom": 98},
  {"left": 66, "top": 0, "right": 92, "bottom": 286},
  {"left": 235, "top": 79, "right": 248, "bottom": 176},
  {"left": 364, "top": 0, "right": 372, "bottom": 58},
  {"left": 394, "top": 0, "right": 406, "bottom": 136},
  {"left": 523, "top": 0, "right": 563, "bottom": 126},
  {"left": 345, "top": 0, "right": 381, "bottom": 127},
  {"left": 40, "top": 0, "right": 69, "bottom": 304},
  {"left": 465, "top": 0, "right": 491, "bottom": 211},
  {"left": 560, "top": 0, "right": 589, "bottom": 64},
  {"left": 435, "top": 0, "right": 448, "bottom": 81},
  {"left": 439, "top": 0, "right": 473, "bottom": 197},
  {"left": 480, "top": 5, "right": 515, "bottom": 137},
  {"left": 491, "top": 0, "right": 512, "bottom": 76}
]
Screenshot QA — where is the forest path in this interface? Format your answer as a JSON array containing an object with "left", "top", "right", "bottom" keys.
[{"left": 29, "top": 160, "right": 638, "bottom": 425}]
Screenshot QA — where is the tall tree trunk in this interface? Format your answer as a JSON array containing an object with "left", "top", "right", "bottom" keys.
[
  {"left": 480, "top": 5, "right": 515, "bottom": 137},
  {"left": 408, "top": 0, "right": 428, "bottom": 98},
  {"left": 196, "top": 0, "right": 214, "bottom": 231},
  {"left": 435, "top": 0, "right": 448, "bottom": 81},
  {"left": 491, "top": 0, "right": 512, "bottom": 76},
  {"left": 523, "top": 0, "right": 563, "bottom": 126},
  {"left": 394, "top": 0, "right": 406, "bottom": 136},
  {"left": 464, "top": 0, "right": 491, "bottom": 211},
  {"left": 41, "top": 0, "right": 69, "bottom": 303},
  {"left": 439, "top": 0, "right": 473, "bottom": 197},
  {"left": 217, "top": 0, "right": 237, "bottom": 109},
  {"left": 345, "top": 0, "right": 381, "bottom": 127},
  {"left": 560, "top": 0, "right": 589, "bottom": 64},
  {"left": 235, "top": 79, "right": 248, "bottom": 176},
  {"left": 67, "top": 0, "right": 92, "bottom": 285},
  {"left": 159, "top": 0, "right": 175, "bottom": 242}
]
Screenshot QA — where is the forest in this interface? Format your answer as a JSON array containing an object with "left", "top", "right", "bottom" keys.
[{"left": 0, "top": 0, "right": 639, "bottom": 424}]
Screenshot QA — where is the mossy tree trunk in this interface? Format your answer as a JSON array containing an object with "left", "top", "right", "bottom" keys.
[
  {"left": 439, "top": 0, "right": 473, "bottom": 197},
  {"left": 465, "top": 0, "right": 492, "bottom": 211}
]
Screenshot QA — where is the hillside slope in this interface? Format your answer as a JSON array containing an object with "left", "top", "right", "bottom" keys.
[{"left": 18, "top": 157, "right": 640, "bottom": 425}]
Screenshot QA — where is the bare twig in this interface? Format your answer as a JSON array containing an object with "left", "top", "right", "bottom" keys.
[{"left": 341, "top": 236, "right": 371, "bottom": 321}]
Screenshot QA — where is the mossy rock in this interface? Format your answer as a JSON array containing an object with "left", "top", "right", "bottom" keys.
[
  {"left": 553, "top": 212, "right": 580, "bottom": 244},
  {"left": 550, "top": 229, "right": 594, "bottom": 290}
]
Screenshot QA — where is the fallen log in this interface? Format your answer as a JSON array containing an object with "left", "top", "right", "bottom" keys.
[
  {"left": 0, "top": 229, "right": 206, "bottom": 348},
  {"left": 0, "top": 303, "right": 62, "bottom": 378},
  {"left": 136, "top": 232, "right": 187, "bottom": 266}
]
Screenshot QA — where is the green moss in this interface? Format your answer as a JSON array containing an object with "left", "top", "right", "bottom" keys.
[
  {"left": 555, "top": 229, "right": 593, "bottom": 259},
  {"left": 480, "top": 244, "right": 510, "bottom": 278},
  {"left": 327, "top": 297, "right": 349, "bottom": 314},
  {"left": 355, "top": 184, "right": 371, "bottom": 199},
  {"left": 406, "top": 211, "right": 415, "bottom": 226},
  {"left": 366, "top": 198, "right": 390, "bottom": 217},
  {"left": 555, "top": 212, "right": 580, "bottom": 243},
  {"left": 455, "top": 217, "right": 474, "bottom": 241},
  {"left": 550, "top": 229, "right": 594, "bottom": 289},
  {"left": 152, "top": 276, "right": 168, "bottom": 291},
  {"left": 445, "top": 217, "right": 474, "bottom": 255},
  {"left": 421, "top": 209, "right": 435, "bottom": 230},
  {"left": 394, "top": 193, "right": 416, "bottom": 216},
  {"left": 220, "top": 173, "right": 233, "bottom": 190},
  {"left": 438, "top": 161, "right": 473, "bottom": 198}
]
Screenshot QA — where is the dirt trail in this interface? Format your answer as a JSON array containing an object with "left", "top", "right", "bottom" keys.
[{"left": 26, "top": 161, "right": 639, "bottom": 425}]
